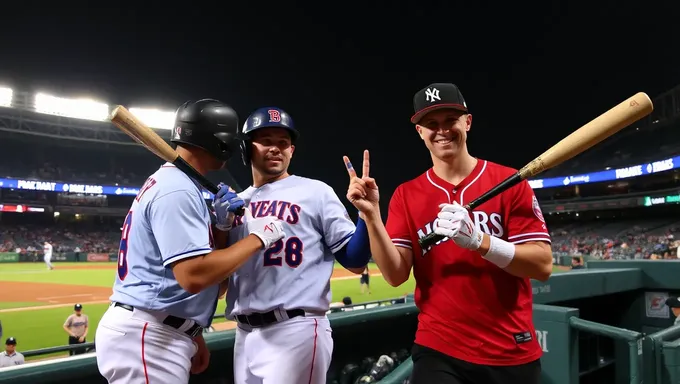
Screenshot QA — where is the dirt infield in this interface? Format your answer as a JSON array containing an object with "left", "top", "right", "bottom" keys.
[
  {"left": 57, "top": 264, "right": 116, "bottom": 270},
  {"left": 0, "top": 267, "right": 369, "bottom": 313},
  {"left": 0, "top": 281, "right": 113, "bottom": 312}
]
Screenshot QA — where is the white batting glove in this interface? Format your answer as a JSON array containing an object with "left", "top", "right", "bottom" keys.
[
  {"left": 433, "top": 202, "right": 484, "bottom": 250},
  {"left": 243, "top": 208, "right": 285, "bottom": 249}
]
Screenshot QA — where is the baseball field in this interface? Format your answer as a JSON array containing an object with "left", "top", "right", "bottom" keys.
[
  {"left": 0, "top": 262, "right": 570, "bottom": 361},
  {"left": 0, "top": 261, "right": 416, "bottom": 359}
]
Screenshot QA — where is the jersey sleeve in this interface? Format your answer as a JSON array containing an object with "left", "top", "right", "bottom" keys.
[
  {"left": 506, "top": 180, "right": 551, "bottom": 244},
  {"left": 149, "top": 190, "right": 213, "bottom": 267},
  {"left": 385, "top": 185, "right": 412, "bottom": 249},
  {"left": 64, "top": 315, "right": 72, "bottom": 327},
  {"left": 319, "top": 184, "right": 356, "bottom": 254}
]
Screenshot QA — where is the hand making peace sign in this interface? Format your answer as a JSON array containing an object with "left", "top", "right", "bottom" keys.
[{"left": 343, "top": 150, "right": 380, "bottom": 216}]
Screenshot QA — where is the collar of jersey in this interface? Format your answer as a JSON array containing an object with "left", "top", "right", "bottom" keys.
[{"left": 427, "top": 158, "right": 485, "bottom": 192}]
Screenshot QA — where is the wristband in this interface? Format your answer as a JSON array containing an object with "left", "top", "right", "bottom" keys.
[{"left": 483, "top": 236, "right": 515, "bottom": 269}]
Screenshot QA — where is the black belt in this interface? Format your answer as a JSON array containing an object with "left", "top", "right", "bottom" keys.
[
  {"left": 113, "top": 302, "right": 203, "bottom": 338},
  {"left": 236, "top": 308, "right": 305, "bottom": 328}
]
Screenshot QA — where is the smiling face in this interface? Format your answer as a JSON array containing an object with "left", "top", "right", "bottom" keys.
[
  {"left": 416, "top": 109, "right": 472, "bottom": 161},
  {"left": 250, "top": 127, "right": 296, "bottom": 178}
]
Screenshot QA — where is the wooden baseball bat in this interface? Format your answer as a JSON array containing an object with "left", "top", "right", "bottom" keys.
[
  {"left": 109, "top": 105, "right": 245, "bottom": 215},
  {"left": 418, "top": 92, "right": 654, "bottom": 249}
]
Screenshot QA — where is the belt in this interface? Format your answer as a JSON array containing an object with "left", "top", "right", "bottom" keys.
[
  {"left": 113, "top": 302, "right": 203, "bottom": 338},
  {"left": 236, "top": 308, "right": 305, "bottom": 328}
]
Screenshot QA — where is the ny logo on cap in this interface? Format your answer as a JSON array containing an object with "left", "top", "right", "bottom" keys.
[{"left": 425, "top": 87, "right": 440, "bottom": 103}]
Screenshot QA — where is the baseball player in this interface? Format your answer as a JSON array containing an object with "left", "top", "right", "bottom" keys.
[
  {"left": 0, "top": 337, "right": 24, "bottom": 368},
  {"left": 95, "top": 99, "right": 286, "bottom": 384},
  {"left": 344, "top": 83, "right": 553, "bottom": 384},
  {"left": 225, "top": 107, "right": 373, "bottom": 384},
  {"left": 43, "top": 241, "right": 54, "bottom": 270}
]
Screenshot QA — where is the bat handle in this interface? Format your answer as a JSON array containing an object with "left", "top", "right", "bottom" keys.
[{"left": 173, "top": 157, "right": 245, "bottom": 217}]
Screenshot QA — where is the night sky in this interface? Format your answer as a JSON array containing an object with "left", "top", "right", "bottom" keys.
[{"left": 2, "top": 2, "right": 679, "bottom": 202}]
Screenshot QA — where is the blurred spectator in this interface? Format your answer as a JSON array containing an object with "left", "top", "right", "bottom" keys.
[
  {"left": 360, "top": 266, "right": 371, "bottom": 295},
  {"left": 571, "top": 257, "right": 585, "bottom": 270},
  {"left": 665, "top": 297, "right": 680, "bottom": 326},
  {"left": 0, "top": 337, "right": 25, "bottom": 368},
  {"left": 63, "top": 304, "right": 89, "bottom": 356}
]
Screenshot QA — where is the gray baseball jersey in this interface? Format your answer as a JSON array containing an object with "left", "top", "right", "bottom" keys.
[
  {"left": 109, "top": 163, "right": 219, "bottom": 327},
  {"left": 0, "top": 351, "right": 24, "bottom": 367},
  {"left": 226, "top": 175, "right": 355, "bottom": 316}
]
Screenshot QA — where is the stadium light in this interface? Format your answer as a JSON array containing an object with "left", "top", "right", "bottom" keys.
[
  {"left": 128, "top": 107, "right": 176, "bottom": 130},
  {"left": 0, "top": 87, "right": 13, "bottom": 107},
  {"left": 34, "top": 92, "right": 110, "bottom": 121}
]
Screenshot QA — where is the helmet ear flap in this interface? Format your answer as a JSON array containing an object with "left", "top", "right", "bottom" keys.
[{"left": 240, "top": 138, "right": 251, "bottom": 166}]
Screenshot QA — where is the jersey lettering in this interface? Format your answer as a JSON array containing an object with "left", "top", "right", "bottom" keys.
[
  {"left": 135, "top": 177, "right": 157, "bottom": 202},
  {"left": 268, "top": 109, "right": 281, "bottom": 122},
  {"left": 250, "top": 200, "right": 301, "bottom": 224},
  {"left": 117, "top": 211, "right": 133, "bottom": 280},
  {"left": 263, "top": 237, "right": 304, "bottom": 268}
]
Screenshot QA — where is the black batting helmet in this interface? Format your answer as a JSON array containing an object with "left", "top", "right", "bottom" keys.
[
  {"left": 240, "top": 106, "right": 299, "bottom": 166},
  {"left": 170, "top": 99, "right": 240, "bottom": 161}
]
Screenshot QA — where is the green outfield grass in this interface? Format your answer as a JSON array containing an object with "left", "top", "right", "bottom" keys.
[{"left": 0, "top": 262, "right": 415, "bottom": 358}]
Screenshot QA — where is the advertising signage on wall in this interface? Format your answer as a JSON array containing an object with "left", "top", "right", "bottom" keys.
[
  {"left": 527, "top": 156, "right": 677, "bottom": 190},
  {"left": 0, "top": 177, "right": 214, "bottom": 199},
  {"left": 642, "top": 194, "right": 680, "bottom": 207}
]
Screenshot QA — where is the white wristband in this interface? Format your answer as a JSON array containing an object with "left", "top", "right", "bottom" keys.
[{"left": 483, "top": 236, "right": 515, "bottom": 269}]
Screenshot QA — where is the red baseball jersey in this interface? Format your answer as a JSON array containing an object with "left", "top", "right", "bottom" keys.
[{"left": 386, "top": 159, "right": 551, "bottom": 366}]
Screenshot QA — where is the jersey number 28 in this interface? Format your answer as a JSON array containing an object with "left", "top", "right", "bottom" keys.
[{"left": 263, "top": 237, "right": 303, "bottom": 268}]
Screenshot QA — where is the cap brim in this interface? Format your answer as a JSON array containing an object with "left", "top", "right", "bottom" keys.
[{"left": 410, "top": 104, "right": 468, "bottom": 124}]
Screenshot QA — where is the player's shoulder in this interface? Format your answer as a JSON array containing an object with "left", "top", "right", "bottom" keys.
[
  {"left": 289, "top": 175, "right": 336, "bottom": 193},
  {"left": 147, "top": 164, "right": 204, "bottom": 199},
  {"left": 393, "top": 169, "right": 432, "bottom": 194}
]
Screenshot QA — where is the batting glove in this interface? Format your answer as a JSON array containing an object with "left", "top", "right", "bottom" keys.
[
  {"left": 212, "top": 183, "right": 245, "bottom": 231},
  {"left": 243, "top": 209, "right": 286, "bottom": 249},
  {"left": 433, "top": 202, "right": 484, "bottom": 250}
]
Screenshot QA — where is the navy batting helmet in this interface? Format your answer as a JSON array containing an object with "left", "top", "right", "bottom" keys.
[
  {"left": 170, "top": 99, "right": 240, "bottom": 161},
  {"left": 240, "top": 107, "right": 299, "bottom": 166}
]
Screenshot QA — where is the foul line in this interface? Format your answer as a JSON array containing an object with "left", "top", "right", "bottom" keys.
[{"left": 0, "top": 272, "right": 383, "bottom": 313}]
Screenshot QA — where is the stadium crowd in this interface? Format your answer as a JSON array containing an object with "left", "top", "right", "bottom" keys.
[
  {"left": 0, "top": 223, "right": 119, "bottom": 254},
  {"left": 1, "top": 218, "right": 679, "bottom": 261},
  {"left": 550, "top": 219, "right": 680, "bottom": 260}
]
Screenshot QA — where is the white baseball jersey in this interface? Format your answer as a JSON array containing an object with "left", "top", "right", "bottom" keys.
[
  {"left": 226, "top": 175, "right": 355, "bottom": 316},
  {"left": 0, "top": 351, "right": 24, "bottom": 367},
  {"left": 43, "top": 243, "right": 53, "bottom": 257},
  {"left": 109, "top": 163, "right": 219, "bottom": 327}
]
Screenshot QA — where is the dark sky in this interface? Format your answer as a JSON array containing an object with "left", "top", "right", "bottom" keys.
[{"left": 2, "top": 2, "right": 679, "bottom": 199}]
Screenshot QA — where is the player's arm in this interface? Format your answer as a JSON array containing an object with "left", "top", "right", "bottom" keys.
[
  {"left": 318, "top": 184, "right": 372, "bottom": 273},
  {"left": 362, "top": 207, "right": 414, "bottom": 287},
  {"left": 342, "top": 154, "right": 413, "bottom": 287},
  {"left": 359, "top": 184, "right": 414, "bottom": 287},
  {"left": 150, "top": 190, "right": 269, "bottom": 294},
  {"left": 62, "top": 319, "right": 73, "bottom": 337},
  {"left": 481, "top": 181, "right": 553, "bottom": 281}
]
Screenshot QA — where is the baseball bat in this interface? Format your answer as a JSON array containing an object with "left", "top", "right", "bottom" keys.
[
  {"left": 418, "top": 92, "right": 654, "bottom": 249},
  {"left": 108, "top": 105, "right": 245, "bottom": 216}
]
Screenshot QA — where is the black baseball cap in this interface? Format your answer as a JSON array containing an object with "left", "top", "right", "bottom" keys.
[
  {"left": 5, "top": 337, "right": 16, "bottom": 345},
  {"left": 411, "top": 83, "right": 469, "bottom": 124},
  {"left": 74, "top": 304, "right": 82, "bottom": 310},
  {"left": 666, "top": 297, "right": 680, "bottom": 308}
]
